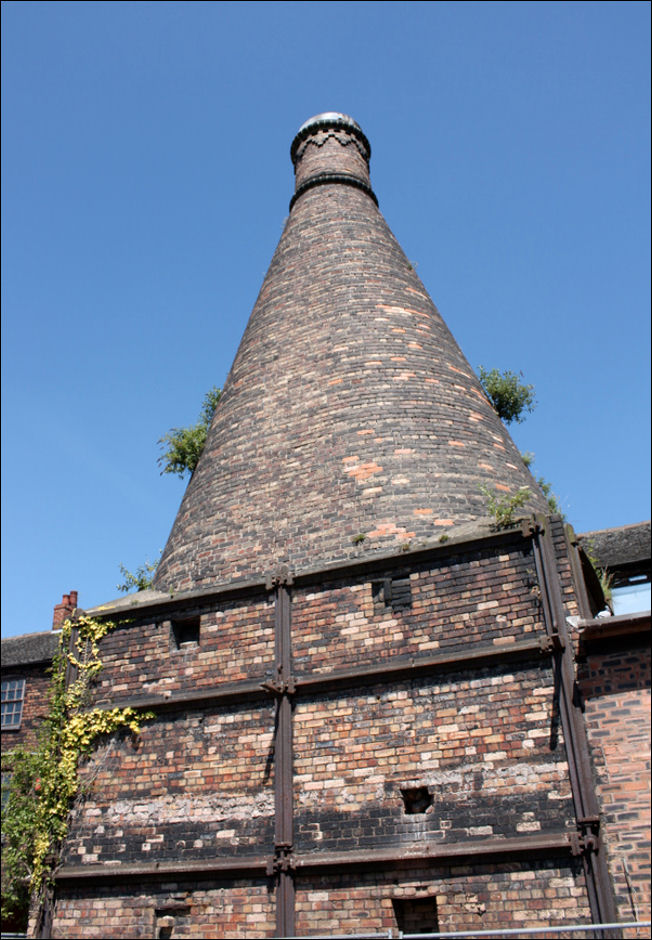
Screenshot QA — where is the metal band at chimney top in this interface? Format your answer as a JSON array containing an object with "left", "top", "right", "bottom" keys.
[{"left": 289, "top": 171, "right": 378, "bottom": 211}]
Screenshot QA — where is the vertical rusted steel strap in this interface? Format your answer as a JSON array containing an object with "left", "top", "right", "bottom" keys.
[
  {"left": 274, "top": 580, "right": 294, "bottom": 850},
  {"left": 532, "top": 517, "right": 620, "bottom": 938},
  {"left": 271, "top": 570, "right": 296, "bottom": 937},
  {"left": 277, "top": 861, "right": 295, "bottom": 939},
  {"left": 564, "top": 524, "right": 593, "bottom": 621}
]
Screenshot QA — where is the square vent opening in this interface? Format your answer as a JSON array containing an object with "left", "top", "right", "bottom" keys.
[
  {"left": 400, "top": 786, "right": 433, "bottom": 814},
  {"left": 392, "top": 896, "right": 439, "bottom": 934},
  {"left": 171, "top": 616, "right": 200, "bottom": 650},
  {"left": 372, "top": 576, "right": 412, "bottom": 611}
]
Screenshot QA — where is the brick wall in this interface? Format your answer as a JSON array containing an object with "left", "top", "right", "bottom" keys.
[
  {"left": 52, "top": 861, "right": 591, "bottom": 939},
  {"left": 295, "top": 860, "right": 591, "bottom": 936},
  {"left": 292, "top": 539, "right": 540, "bottom": 675},
  {"left": 93, "top": 592, "right": 274, "bottom": 704},
  {"left": 293, "top": 666, "right": 575, "bottom": 856},
  {"left": 53, "top": 880, "right": 274, "bottom": 939},
  {"left": 63, "top": 702, "right": 276, "bottom": 866},
  {"left": 51, "top": 530, "right": 608, "bottom": 937},
  {"left": 579, "top": 639, "right": 651, "bottom": 937}
]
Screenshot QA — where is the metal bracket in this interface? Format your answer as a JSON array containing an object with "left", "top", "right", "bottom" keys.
[
  {"left": 521, "top": 516, "right": 543, "bottom": 539},
  {"left": 539, "top": 633, "right": 565, "bottom": 654},
  {"left": 261, "top": 678, "right": 296, "bottom": 696},
  {"left": 266, "top": 846, "right": 295, "bottom": 877},
  {"left": 524, "top": 515, "right": 544, "bottom": 539},
  {"left": 266, "top": 565, "right": 294, "bottom": 590},
  {"left": 569, "top": 816, "right": 601, "bottom": 856}
]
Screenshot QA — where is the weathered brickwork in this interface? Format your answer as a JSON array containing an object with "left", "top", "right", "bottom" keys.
[
  {"left": 295, "top": 860, "right": 591, "bottom": 936},
  {"left": 63, "top": 703, "right": 276, "bottom": 866},
  {"left": 293, "top": 538, "right": 542, "bottom": 675},
  {"left": 51, "top": 861, "right": 593, "bottom": 938},
  {"left": 154, "top": 117, "right": 546, "bottom": 595},
  {"left": 29, "top": 112, "right": 644, "bottom": 936},
  {"left": 49, "top": 531, "right": 599, "bottom": 937},
  {"left": 293, "top": 666, "right": 574, "bottom": 854},
  {"left": 580, "top": 641, "right": 651, "bottom": 936},
  {"left": 53, "top": 880, "right": 275, "bottom": 939},
  {"left": 93, "top": 592, "right": 274, "bottom": 704}
]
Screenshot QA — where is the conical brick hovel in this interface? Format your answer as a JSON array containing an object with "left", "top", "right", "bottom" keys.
[{"left": 154, "top": 113, "right": 546, "bottom": 592}]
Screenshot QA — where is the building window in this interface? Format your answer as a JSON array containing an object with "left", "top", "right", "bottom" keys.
[
  {"left": 1, "top": 679, "right": 26, "bottom": 730},
  {"left": 611, "top": 575, "right": 651, "bottom": 616}
]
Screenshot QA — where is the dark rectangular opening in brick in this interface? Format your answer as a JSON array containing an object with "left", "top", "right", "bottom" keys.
[
  {"left": 372, "top": 576, "right": 412, "bottom": 611},
  {"left": 155, "top": 904, "right": 190, "bottom": 939},
  {"left": 171, "top": 616, "right": 200, "bottom": 649},
  {"left": 400, "top": 785, "right": 433, "bottom": 814},
  {"left": 392, "top": 896, "right": 439, "bottom": 933}
]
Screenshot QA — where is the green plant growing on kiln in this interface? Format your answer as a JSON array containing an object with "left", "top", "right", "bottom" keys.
[
  {"left": 480, "top": 484, "right": 532, "bottom": 528},
  {"left": 158, "top": 386, "right": 222, "bottom": 479},
  {"left": 117, "top": 556, "right": 160, "bottom": 593},
  {"left": 478, "top": 366, "right": 536, "bottom": 425}
]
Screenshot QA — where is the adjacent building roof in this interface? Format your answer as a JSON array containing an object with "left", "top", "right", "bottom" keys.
[
  {"left": 579, "top": 521, "right": 651, "bottom": 571},
  {"left": 1, "top": 631, "right": 59, "bottom": 668},
  {"left": 153, "top": 113, "right": 547, "bottom": 594}
]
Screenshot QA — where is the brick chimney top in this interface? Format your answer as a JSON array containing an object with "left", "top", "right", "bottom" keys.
[
  {"left": 290, "top": 112, "right": 375, "bottom": 209},
  {"left": 52, "top": 590, "right": 79, "bottom": 630}
]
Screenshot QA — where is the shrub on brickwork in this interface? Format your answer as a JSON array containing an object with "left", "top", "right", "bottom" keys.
[
  {"left": 480, "top": 484, "right": 532, "bottom": 528},
  {"left": 117, "top": 556, "right": 160, "bottom": 593},
  {"left": 478, "top": 366, "right": 535, "bottom": 424},
  {"left": 1, "top": 615, "right": 152, "bottom": 929},
  {"left": 158, "top": 385, "right": 222, "bottom": 478}
]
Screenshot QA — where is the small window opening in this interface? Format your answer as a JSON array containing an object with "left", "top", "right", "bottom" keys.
[
  {"left": 400, "top": 786, "right": 433, "bottom": 814},
  {"left": 393, "top": 896, "right": 439, "bottom": 934},
  {"left": 372, "top": 576, "right": 412, "bottom": 611},
  {"left": 611, "top": 576, "right": 651, "bottom": 616},
  {"left": 1, "top": 679, "right": 26, "bottom": 729},
  {"left": 171, "top": 616, "right": 200, "bottom": 650}
]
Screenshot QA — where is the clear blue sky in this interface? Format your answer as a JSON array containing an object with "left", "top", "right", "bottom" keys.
[{"left": 2, "top": 1, "right": 650, "bottom": 638}]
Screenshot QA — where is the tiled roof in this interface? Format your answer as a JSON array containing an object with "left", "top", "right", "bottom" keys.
[
  {"left": 1, "top": 630, "right": 59, "bottom": 668},
  {"left": 579, "top": 521, "right": 651, "bottom": 570},
  {"left": 154, "top": 114, "right": 547, "bottom": 593}
]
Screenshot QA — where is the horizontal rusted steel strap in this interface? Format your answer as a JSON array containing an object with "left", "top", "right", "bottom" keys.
[
  {"left": 292, "top": 832, "right": 574, "bottom": 872},
  {"left": 98, "top": 676, "right": 270, "bottom": 713},
  {"left": 295, "top": 636, "right": 550, "bottom": 695},
  {"left": 55, "top": 832, "right": 572, "bottom": 885},
  {"left": 55, "top": 855, "right": 270, "bottom": 884}
]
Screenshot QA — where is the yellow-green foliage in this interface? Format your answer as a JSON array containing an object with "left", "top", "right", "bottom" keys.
[{"left": 2, "top": 616, "right": 152, "bottom": 922}]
